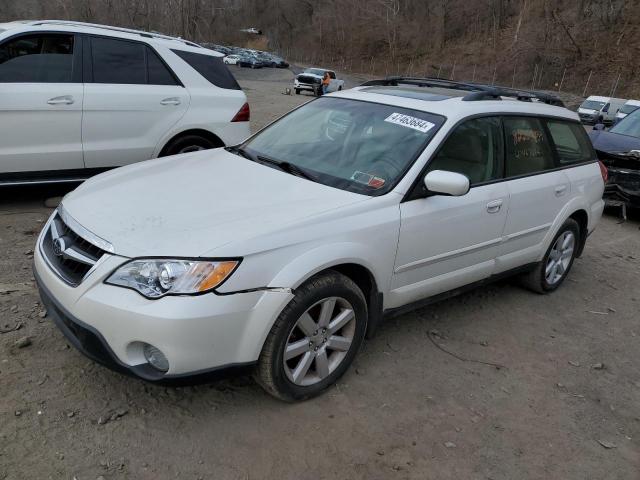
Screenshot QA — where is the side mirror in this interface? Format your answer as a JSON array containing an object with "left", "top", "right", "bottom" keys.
[
  {"left": 424, "top": 170, "right": 470, "bottom": 196},
  {"left": 593, "top": 123, "right": 605, "bottom": 131}
]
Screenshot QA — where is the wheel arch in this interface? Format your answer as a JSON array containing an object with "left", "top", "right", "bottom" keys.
[
  {"left": 569, "top": 209, "right": 589, "bottom": 257},
  {"left": 158, "top": 128, "right": 225, "bottom": 157}
]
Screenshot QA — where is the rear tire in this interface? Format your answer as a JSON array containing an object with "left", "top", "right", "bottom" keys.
[
  {"left": 295, "top": 88, "right": 300, "bottom": 95},
  {"left": 520, "top": 218, "right": 580, "bottom": 294},
  {"left": 255, "top": 271, "right": 367, "bottom": 401},
  {"left": 161, "top": 135, "right": 218, "bottom": 156}
]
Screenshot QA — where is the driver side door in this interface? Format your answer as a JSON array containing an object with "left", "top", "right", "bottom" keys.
[{"left": 388, "top": 116, "right": 510, "bottom": 308}]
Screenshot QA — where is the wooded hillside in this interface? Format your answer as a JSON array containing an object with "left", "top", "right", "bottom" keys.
[{"left": 2, "top": 0, "right": 639, "bottom": 97}]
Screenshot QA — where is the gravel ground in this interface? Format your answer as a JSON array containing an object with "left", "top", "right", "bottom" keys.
[{"left": 1, "top": 67, "right": 639, "bottom": 480}]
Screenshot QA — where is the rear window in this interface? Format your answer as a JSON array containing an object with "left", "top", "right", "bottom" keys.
[
  {"left": 546, "top": 120, "right": 594, "bottom": 165},
  {"left": 503, "top": 117, "right": 555, "bottom": 177},
  {"left": 171, "top": 49, "right": 240, "bottom": 90}
]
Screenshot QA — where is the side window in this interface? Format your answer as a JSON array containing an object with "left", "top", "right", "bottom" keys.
[
  {"left": 503, "top": 117, "right": 555, "bottom": 177},
  {"left": 426, "top": 116, "right": 503, "bottom": 185},
  {"left": 0, "top": 34, "right": 74, "bottom": 83},
  {"left": 546, "top": 120, "right": 594, "bottom": 165},
  {"left": 91, "top": 37, "right": 145, "bottom": 84},
  {"left": 328, "top": 71, "right": 336, "bottom": 79},
  {"left": 171, "top": 49, "right": 240, "bottom": 90},
  {"left": 146, "top": 47, "right": 178, "bottom": 86},
  {"left": 603, "top": 103, "right": 610, "bottom": 113}
]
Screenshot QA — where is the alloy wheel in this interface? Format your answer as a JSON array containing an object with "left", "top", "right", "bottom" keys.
[
  {"left": 283, "top": 297, "right": 355, "bottom": 386},
  {"left": 545, "top": 230, "right": 575, "bottom": 285}
]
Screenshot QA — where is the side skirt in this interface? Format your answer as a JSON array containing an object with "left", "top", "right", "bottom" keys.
[{"left": 381, "top": 262, "right": 538, "bottom": 321}]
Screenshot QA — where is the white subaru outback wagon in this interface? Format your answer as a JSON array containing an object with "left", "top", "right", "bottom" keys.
[
  {"left": 0, "top": 20, "right": 249, "bottom": 185},
  {"left": 34, "top": 77, "right": 605, "bottom": 401}
]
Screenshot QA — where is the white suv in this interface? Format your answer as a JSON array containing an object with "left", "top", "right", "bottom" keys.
[
  {"left": 34, "top": 77, "right": 605, "bottom": 401},
  {"left": 0, "top": 21, "right": 250, "bottom": 185}
]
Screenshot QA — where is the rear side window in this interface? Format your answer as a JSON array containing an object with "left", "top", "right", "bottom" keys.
[
  {"left": 0, "top": 34, "right": 74, "bottom": 83},
  {"left": 504, "top": 117, "right": 555, "bottom": 177},
  {"left": 427, "top": 116, "right": 503, "bottom": 185},
  {"left": 171, "top": 49, "right": 240, "bottom": 90},
  {"left": 146, "top": 47, "right": 178, "bottom": 86},
  {"left": 546, "top": 120, "right": 594, "bottom": 165},
  {"left": 91, "top": 37, "right": 146, "bottom": 84}
]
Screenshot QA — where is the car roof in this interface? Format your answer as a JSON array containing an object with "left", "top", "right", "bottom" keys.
[
  {"left": 330, "top": 85, "right": 579, "bottom": 123},
  {"left": 0, "top": 20, "right": 220, "bottom": 56}
]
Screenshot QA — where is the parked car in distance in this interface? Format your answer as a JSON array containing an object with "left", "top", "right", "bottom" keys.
[
  {"left": 237, "top": 54, "right": 263, "bottom": 68},
  {"left": 613, "top": 99, "right": 640, "bottom": 125},
  {"left": 268, "top": 54, "right": 289, "bottom": 68},
  {"left": 223, "top": 54, "right": 241, "bottom": 65},
  {"left": 294, "top": 68, "right": 344, "bottom": 95},
  {"left": 590, "top": 108, "right": 640, "bottom": 211},
  {"left": 578, "top": 95, "right": 627, "bottom": 125},
  {"left": 0, "top": 20, "right": 250, "bottom": 186},
  {"left": 35, "top": 77, "right": 604, "bottom": 401}
]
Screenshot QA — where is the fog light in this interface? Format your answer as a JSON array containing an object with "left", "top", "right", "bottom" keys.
[{"left": 143, "top": 344, "right": 169, "bottom": 372}]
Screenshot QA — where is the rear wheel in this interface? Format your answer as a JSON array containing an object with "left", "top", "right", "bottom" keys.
[
  {"left": 161, "top": 135, "right": 218, "bottom": 156},
  {"left": 295, "top": 88, "right": 300, "bottom": 95},
  {"left": 520, "top": 219, "right": 580, "bottom": 293},
  {"left": 255, "top": 271, "right": 367, "bottom": 401}
]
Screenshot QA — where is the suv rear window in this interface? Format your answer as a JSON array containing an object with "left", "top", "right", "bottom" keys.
[
  {"left": 546, "top": 120, "right": 594, "bottom": 165},
  {"left": 171, "top": 49, "right": 240, "bottom": 90}
]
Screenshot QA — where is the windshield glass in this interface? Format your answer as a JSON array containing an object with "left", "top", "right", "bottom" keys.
[
  {"left": 581, "top": 100, "right": 606, "bottom": 111},
  {"left": 305, "top": 68, "right": 326, "bottom": 76},
  {"left": 610, "top": 108, "right": 640, "bottom": 138},
  {"left": 619, "top": 103, "right": 640, "bottom": 115},
  {"left": 242, "top": 97, "right": 444, "bottom": 195}
]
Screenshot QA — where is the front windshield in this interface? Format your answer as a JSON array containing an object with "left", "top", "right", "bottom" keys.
[
  {"left": 610, "top": 108, "right": 640, "bottom": 138},
  {"left": 241, "top": 97, "right": 444, "bottom": 195},
  {"left": 581, "top": 100, "right": 605, "bottom": 111},
  {"left": 619, "top": 103, "right": 640, "bottom": 115},
  {"left": 305, "top": 68, "right": 326, "bottom": 76}
]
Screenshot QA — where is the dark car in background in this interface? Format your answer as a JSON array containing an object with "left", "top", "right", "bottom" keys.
[
  {"left": 589, "top": 109, "right": 640, "bottom": 212},
  {"left": 237, "top": 54, "right": 263, "bottom": 68}
]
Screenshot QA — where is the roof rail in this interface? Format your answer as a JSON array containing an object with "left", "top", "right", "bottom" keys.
[
  {"left": 30, "top": 20, "right": 202, "bottom": 48},
  {"left": 360, "top": 76, "right": 565, "bottom": 107}
]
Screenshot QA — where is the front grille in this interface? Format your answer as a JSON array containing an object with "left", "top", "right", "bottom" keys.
[
  {"left": 297, "top": 75, "right": 320, "bottom": 85},
  {"left": 41, "top": 211, "right": 107, "bottom": 286}
]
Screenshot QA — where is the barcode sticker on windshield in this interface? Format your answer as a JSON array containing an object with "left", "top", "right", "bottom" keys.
[{"left": 384, "top": 113, "right": 435, "bottom": 133}]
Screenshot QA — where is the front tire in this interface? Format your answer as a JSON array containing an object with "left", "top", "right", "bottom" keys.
[
  {"left": 161, "top": 135, "right": 217, "bottom": 156},
  {"left": 520, "top": 218, "right": 580, "bottom": 293},
  {"left": 255, "top": 271, "right": 367, "bottom": 401}
]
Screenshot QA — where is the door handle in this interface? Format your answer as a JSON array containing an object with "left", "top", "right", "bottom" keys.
[
  {"left": 486, "top": 199, "right": 503, "bottom": 214},
  {"left": 160, "top": 97, "right": 181, "bottom": 106},
  {"left": 554, "top": 185, "right": 568, "bottom": 196},
  {"left": 47, "top": 95, "right": 74, "bottom": 105}
]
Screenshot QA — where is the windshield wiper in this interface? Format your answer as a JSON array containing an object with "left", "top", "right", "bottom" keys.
[
  {"left": 225, "top": 145, "right": 256, "bottom": 161},
  {"left": 256, "top": 155, "right": 316, "bottom": 181}
]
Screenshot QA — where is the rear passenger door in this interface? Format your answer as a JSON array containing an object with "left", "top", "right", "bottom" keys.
[
  {"left": 82, "top": 36, "right": 189, "bottom": 168},
  {"left": 495, "top": 116, "right": 571, "bottom": 272}
]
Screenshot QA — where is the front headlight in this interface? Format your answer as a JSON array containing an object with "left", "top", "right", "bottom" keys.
[{"left": 105, "top": 259, "right": 240, "bottom": 299}]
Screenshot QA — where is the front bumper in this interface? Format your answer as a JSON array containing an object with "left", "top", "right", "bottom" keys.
[{"left": 34, "top": 238, "right": 293, "bottom": 382}]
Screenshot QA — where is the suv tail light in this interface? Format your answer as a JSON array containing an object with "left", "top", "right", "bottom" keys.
[
  {"left": 231, "top": 102, "right": 250, "bottom": 122},
  {"left": 598, "top": 160, "right": 609, "bottom": 183}
]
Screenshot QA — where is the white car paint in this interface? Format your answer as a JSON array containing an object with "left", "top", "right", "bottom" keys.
[
  {"left": 223, "top": 54, "right": 240, "bottom": 65},
  {"left": 34, "top": 84, "right": 605, "bottom": 384},
  {"left": 0, "top": 20, "right": 250, "bottom": 181}
]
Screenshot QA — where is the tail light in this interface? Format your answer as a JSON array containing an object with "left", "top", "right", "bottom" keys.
[
  {"left": 231, "top": 102, "right": 250, "bottom": 122},
  {"left": 598, "top": 160, "right": 608, "bottom": 183}
]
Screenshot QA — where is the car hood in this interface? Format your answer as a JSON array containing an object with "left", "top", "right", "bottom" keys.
[
  {"left": 590, "top": 129, "right": 640, "bottom": 156},
  {"left": 61, "top": 149, "right": 368, "bottom": 258}
]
